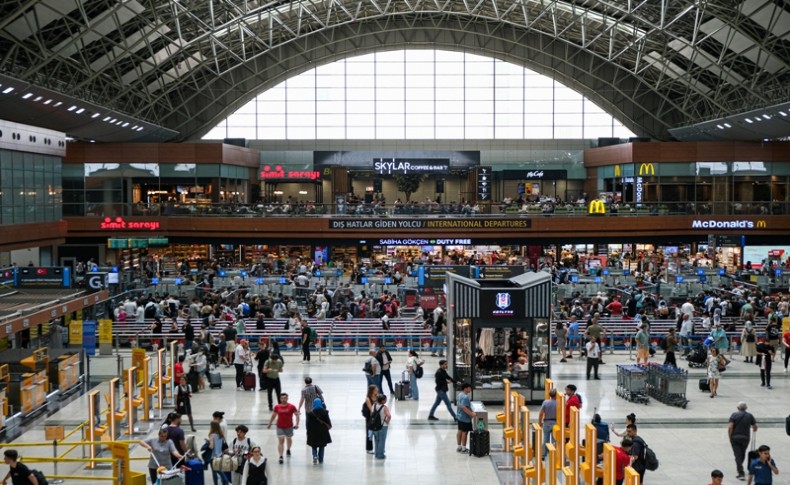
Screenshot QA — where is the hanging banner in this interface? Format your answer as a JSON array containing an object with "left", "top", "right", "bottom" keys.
[{"left": 82, "top": 320, "right": 96, "bottom": 356}]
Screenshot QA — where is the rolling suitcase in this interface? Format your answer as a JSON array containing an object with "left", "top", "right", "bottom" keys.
[
  {"left": 208, "top": 372, "right": 222, "bottom": 389},
  {"left": 184, "top": 458, "right": 204, "bottom": 485},
  {"left": 698, "top": 378, "right": 710, "bottom": 392},
  {"left": 469, "top": 428, "right": 490, "bottom": 457},
  {"left": 394, "top": 381, "right": 409, "bottom": 400},
  {"left": 243, "top": 372, "right": 256, "bottom": 391}
]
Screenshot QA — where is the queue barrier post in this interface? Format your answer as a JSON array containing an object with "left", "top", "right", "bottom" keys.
[
  {"left": 602, "top": 442, "right": 616, "bottom": 485},
  {"left": 497, "top": 379, "right": 511, "bottom": 449},
  {"left": 624, "top": 466, "right": 641, "bottom": 485},
  {"left": 545, "top": 442, "right": 557, "bottom": 485},
  {"left": 565, "top": 406, "right": 580, "bottom": 485},
  {"left": 522, "top": 423, "right": 542, "bottom": 485}
]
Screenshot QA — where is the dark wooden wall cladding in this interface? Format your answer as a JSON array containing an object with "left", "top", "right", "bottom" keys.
[
  {"left": 64, "top": 142, "right": 260, "bottom": 167},
  {"left": 585, "top": 141, "right": 790, "bottom": 167},
  {"left": 63, "top": 215, "right": 790, "bottom": 241},
  {"left": 0, "top": 221, "right": 67, "bottom": 251}
]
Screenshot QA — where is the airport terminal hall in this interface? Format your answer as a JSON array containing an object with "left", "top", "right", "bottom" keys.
[{"left": 2, "top": 1, "right": 790, "bottom": 485}]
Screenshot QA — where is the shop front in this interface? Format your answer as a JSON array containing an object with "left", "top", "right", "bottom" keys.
[{"left": 446, "top": 271, "right": 552, "bottom": 404}]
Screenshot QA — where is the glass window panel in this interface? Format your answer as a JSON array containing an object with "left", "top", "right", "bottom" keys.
[
  {"left": 406, "top": 50, "right": 435, "bottom": 62},
  {"left": 317, "top": 113, "right": 345, "bottom": 126},
  {"left": 406, "top": 126, "right": 435, "bottom": 139},
  {"left": 346, "top": 76, "right": 375, "bottom": 90},
  {"left": 406, "top": 113, "right": 435, "bottom": 126},
  {"left": 234, "top": 99, "right": 257, "bottom": 114},
  {"left": 495, "top": 100, "right": 523, "bottom": 114},
  {"left": 435, "top": 85, "right": 464, "bottom": 100},
  {"left": 436, "top": 99, "right": 463, "bottom": 113},
  {"left": 496, "top": 126, "right": 523, "bottom": 139},
  {"left": 466, "top": 99, "right": 492, "bottom": 114},
  {"left": 495, "top": 85, "right": 524, "bottom": 101},
  {"left": 287, "top": 126, "right": 316, "bottom": 139},
  {"left": 348, "top": 52, "right": 375, "bottom": 63},
  {"left": 347, "top": 100, "right": 375, "bottom": 113},
  {"left": 260, "top": 112, "right": 285, "bottom": 128},
  {"left": 376, "top": 113, "right": 405, "bottom": 127},
  {"left": 347, "top": 126, "right": 375, "bottom": 138},
  {"left": 436, "top": 125, "right": 464, "bottom": 138},
  {"left": 376, "top": 75, "right": 405, "bottom": 89},
  {"left": 495, "top": 113, "right": 523, "bottom": 126},
  {"left": 525, "top": 87, "right": 553, "bottom": 100},
  {"left": 524, "top": 114, "right": 554, "bottom": 126},
  {"left": 555, "top": 83, "right": 583, "bottom": 100},
  {"left": 287, "top": 114, "right": 316, "bottom": 126},
  {"left": 287, "top": 72, "right": 315, "bottom": 88},
  {"left": 347, "top": 113, "right": 375, "bottom": 125},
  {"left": 405, "top": 87, "right": 434, "bottom": 101},
  {"left": 316, "top": 88, "right": 344, "bottom": 102},
  {"left": 465, "top": 87, "right": 494, "bottom": 101},
  {"left": 406, "top": 99, "right": 434, "bottom": 114},
  {"left": 584, "top": 125, "right": 614, "bottom": 138},
  {"left": 377, "top": 51, "right": 405, "bottom": 62},
  {"left": 317, "top": 126, "right": 345, "bottom": 138},
  {"left": 555, "top": 99, "right": 582, "bottom": 113},
  {"left": 287, "top": 89, "right": 315, "bottom": 103},
  {"left": 316, "top": 100, "right": 345, "bottom": 114},
  {"left": 585, "top": 112, "right": 614, "bottom": 126},
  {"left": 376, "top": 100, "right": 405, "bottom": 113},
  {"left": 226, "top": 113, "right": 256, "bottom": 126},
  {"left": 554, "top": 126, "right": 583, "bottom": 138},
  {"left": 526, "top": 74, "right": 554, "bottom": 88},
  {"left": 613, "top": 124, "right": 636, "bottom": 138},
  {"left": 525, "top": 99, "right": 553, "bottom": 113},
  {"left": 376, "top": 126, "right": 405, "bottom": 138},
  {"left": 288, "top": 101, "right": 315, "bottom": 114},
  {"left": 525, "top": 126, "right": 554, "bottom": 138},
  {"left": 346, "top": 87, "right": 375, "bottom": 100},
  {"left": 435, "top": 62, "right": 464, "bottom": 76},
  {"left": 259, "top": 99, "right": 286, "bottom": 114},
  {"left": 465, "top": 74, "right": 494, "bottom": 89},
  {"left": 435, "top": 112, "right": 461, "bottom": 125},
  {"left": 555, "top": 113, "right": 582, "bottom": 125},
  {"left": 496, "top": 61, "right": 524, "bottom": 76},
  {"left": 376, "top": 62, "right": 405, "bottom": 76},
  {"left": 203, "top": 126, "right": 226, "bottom": 140},
  {"left": 316, "top": 61, "right": 345, "bottom": 76},
  {"left": 228, "top": 126, "right": 258, "bottom": 139},
  {"left": 346, "top": 62, "right": 374, "bottom": 77},
  {"left": 467, "top": 125, "right": 494, "bottom": 138}
]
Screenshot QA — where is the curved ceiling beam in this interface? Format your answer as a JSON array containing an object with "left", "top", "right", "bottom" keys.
[{"left": 166, "top": 20, "right": 683, "bottom": 141}]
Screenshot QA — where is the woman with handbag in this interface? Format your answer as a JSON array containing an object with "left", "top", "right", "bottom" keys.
[
  {"left": 306, "top": 397, "right": 333, "bottom": 464},
  {"left": 707, "top": 348, "right": 726, "bottom": 398},
  {"left": 208, "top": 421, "right": 231, "bottom": 485}
]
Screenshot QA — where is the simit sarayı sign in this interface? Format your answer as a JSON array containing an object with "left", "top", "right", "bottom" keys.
[
  {"left": 259, "top": 164, "right": 321, "bottom": 181},
  {"left": 100, "top": 217, "right": 160, "bottom": 231}
]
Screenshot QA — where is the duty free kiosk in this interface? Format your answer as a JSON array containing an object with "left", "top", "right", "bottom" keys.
[{"left": 446, "top": 271, "right": 552, "bottom": 404}]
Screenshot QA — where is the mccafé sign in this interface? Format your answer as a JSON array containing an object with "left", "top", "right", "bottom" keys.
[
  {"left": 259, "top": 164, "right": 321, "bottom": 181},
  {"left": 691, "top": 219, "right": 766, "bottom": 230},
  {"left": 100, "top": 217, "right": 160, "bottom": 231}
]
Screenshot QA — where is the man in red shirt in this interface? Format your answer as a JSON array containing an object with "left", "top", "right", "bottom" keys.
[
  {"left": 268, "top": 393, "right": 299, "bottom": 464},
  {"left": 564, "top": 384, "right": 581, "bottom": 424},
  {"left": 612, "top": 439, "right": 633, "bottom": 485},
  {"left": 605, "top": 297, "right": 623, "bottom": 316}
]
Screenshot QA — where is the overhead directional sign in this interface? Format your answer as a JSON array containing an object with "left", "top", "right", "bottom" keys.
[{"left": 477, "top": 166, "right": 492, "bottom": 202}]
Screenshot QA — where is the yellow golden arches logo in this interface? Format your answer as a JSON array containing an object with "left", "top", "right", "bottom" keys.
[
  {"left": 588, "top": 200, "right": 606, "bottom": 215},
  {"left": 614, "top": 165, "right": 621, "bottom": 177},
  {"left": 638, "top": 163, "right": 655, "bottom": 176},
  {"left": 756, "top": 220, "right": 767, "bottom": 228}
]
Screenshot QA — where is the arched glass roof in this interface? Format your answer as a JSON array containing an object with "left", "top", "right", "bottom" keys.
[{"left": 204, "top": 50, "right": 635, "bottom": 141}]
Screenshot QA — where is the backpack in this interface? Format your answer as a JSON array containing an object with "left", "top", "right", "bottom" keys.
[
  {"left": 362, "top": 359, "right": 373, "bottom": 375},
  {"left": 232, "top": 437, "right": 251, "bottom": 473},
  {"left": 241, "top": 302, "right": 250, "bottom": 317},
  {"left": 414, "top": 363, "right": 424, "bottom": 379},
  {"left": 31, "top": 470, "right": 48, "bottom": 485},
  {"left": 643, "top": 444, "right": 659, "bottom": 471},
  {"left": 745, "top": 329, "right": 755, "bottom": 343},
  {"left": 308, "top": 326, "right": 318, "bottom": 343},
  {"left": 368, "top": 405, "right": 383, "bottom": 431}
]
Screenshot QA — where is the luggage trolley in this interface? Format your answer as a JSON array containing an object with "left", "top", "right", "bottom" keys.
[
  {"left": 647, "top": 365, "right": 689, "bottom": 408},
  {"left": 615, "top": 365, "right": 649, "bottom": 404}
]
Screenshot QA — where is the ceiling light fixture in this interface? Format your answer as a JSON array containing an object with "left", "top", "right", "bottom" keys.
[
  {"left": 745, "top": 118, "right": 753, "bottom": 123},
  {"left": 67, "top": 105, "right": 77, "bottom": 111},
  {"left": 762, "top": 114, "right": 771, "bottom": 120},
  {"left": 43, "top": 99, "right": 52, "bottom": 105},
  {"left": 33, "top": 96, "right": 42, "bottom": 102},
  {"left": 53, "top": 101, "right": 63, "bottom": 107},
  {"left": 1, "top": 87, "right": 14, "bottom": 94},
  {"left": 76, "top": 108, "right": 85, "bottom": 114},
  {"left": 22, "top": 93, "right": 33, "bottom": 99},
  {"left": 723, "top": 123, "right": 732, "bottom": 128},
  {"left": 91, "top": 113, "right": 101, "bottom": 118},
  {"left": 779, "top": 111, "right": 787, "bottom": 117}
]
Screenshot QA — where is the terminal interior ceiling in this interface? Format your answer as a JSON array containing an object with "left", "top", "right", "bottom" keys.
[{"left": 0, "top": 1, "right": 789, "bottom": 142}]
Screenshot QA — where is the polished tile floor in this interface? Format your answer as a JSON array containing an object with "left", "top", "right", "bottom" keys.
[{"left": 6, "top": 347, "right": 790, "bottom": 484}]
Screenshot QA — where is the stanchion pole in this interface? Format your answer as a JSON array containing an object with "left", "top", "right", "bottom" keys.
[{"left": 51, "top": 440, "right": 64, "bottom": 484}]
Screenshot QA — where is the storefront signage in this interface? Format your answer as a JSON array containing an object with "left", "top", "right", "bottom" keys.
[
  {"left": 501, "top": 169, "right": 567, "bottom": 180},
  {"left": 378, "top": 238, "right": 473, "bottom": 246},
  {"left": 100, "top": 217, "right": 160, "bottom": 231},
  {"left": 480, "top": 289, "right": 525, "bottom": 318},
  {"left": 330, "top": 219, "right": 530, "bottom": 230},
  {"left": 259, "top": 164, "right": 321, "bottom": 181},
  {"left": 691, "top": 219, "right": 764, "bottom": 229},
  {"left": 588, "top": 200, "right": 606, "bottom": 215},
  {"left": 373, "top": 158, "right": 450, "bottom": 175},
  {"left": 477, "top": 166, "right": 491, "bottom": 201},
  {"left": 635, "top": 163, "right": 655, "bottom": 204}
]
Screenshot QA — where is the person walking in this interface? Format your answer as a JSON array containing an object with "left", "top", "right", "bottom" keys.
[
  {"left": 427, "top": 359, "right": 458, "bottom": 421},
  {"left": 708, "top": 469, "right": 724, "bottom": 485},
  {"left": 207, "top": 421, "right": 231, "bottom": 485},
  {"left": 363, "top": 350, "right": 381, "bottom": 393},
  {"left": 555, "top": 321, "right": 568, "bottom": 362},
  {"left": 538, "top": 388, "right": 558, "bottom": 459},
  {"left": 756, "top": 343, "right": 775, "bottom": 390},
  {"left": 262, "top": 353, "right": 283, "bottom": 411},
  {"left": 663, "top": 328, "right": 678, "bottom": 367},
  {"left": 377, "top": 346, "right": 395, "bottom": 394},
  {"left": 2, "top": 449, "right": 40, "bottom": 485},
  {"left": 255, "top": 340, "right": 270, "bottom": 392},
  {"left": 406, "top": 350, "right": 423, "bottom": 400},
  {"left": 267, "top": 393, "right": 299, "bottom": 464},
  {"left": 306, "top": 397, "right": 332, "bottom": 464},
  {"left": 370, "top": 394, "right": 391, "bottom": 459},
  {"left": 174, "top": 375, "right": 197, "bottom": 432},
  {"left": 707, "top": 348, "right": 726, "bottom": 398},
  {"left": 229, "top": 425, "right": 256, "bottom": 485},
  {"left": 301, "top": 319, "right": 312, "bottom": 363},
  {"left": 747, "top": 445, "right": 779, "bottom": 485},
  {"left": 586, "top": 336, "right": 601, "bottom": 380},
  {"left": 783, "top": 325, "right": 790, "bottom": 372},
  {"left": 140, "top": 428, "right": 184, "bottom": 484},
  {"left": 741, "top": 321, "right": 757, "bottom": 363},
  {"left": 624, "top": 424, "right": 647, "bottom": 484},
  {"left": 297, "top": 376, "right": 324, "bottom": 414},
  {"left": 362, "top": 385, "right": 378, "bottom": 454},
  {"left": 729, "top": 401, "right": 758, "bottom": 481},
  {"left": 233, "top": 339, "right": 251, "bottom": 390}
]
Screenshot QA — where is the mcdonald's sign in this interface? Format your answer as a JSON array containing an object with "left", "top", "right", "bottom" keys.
[
  {"left": 638, "top": 163, "right": 656, "bottom": 176},
  {"left": 588, "top": 200, "right": 606, "bottom": 215},
  {"left": 756, "top": 220, "right": 767, "bottom": 229}
]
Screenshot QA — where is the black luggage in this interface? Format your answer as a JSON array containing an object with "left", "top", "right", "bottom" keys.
[
  {"left": 208, "top": 371, "right": 222, "bottom": 389},
  {"left": 469, "top": 428, "right": 490, "bottom": 457},
  {"left": 394, "top": 381, "right": 409, "bottom": 400},
  {"left": 187, "top": 369, "right": 200, "bottom": 394},
  {"left": 698, "top": 378, "right": 710, "bottom": 392},
  {"left": 786, "top": 415, "right": 790, "bottom": 436}
]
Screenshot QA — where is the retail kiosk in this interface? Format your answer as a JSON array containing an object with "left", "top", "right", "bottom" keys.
[{"left": 446, "top": 271, "right": 552, "bottom": 404}]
